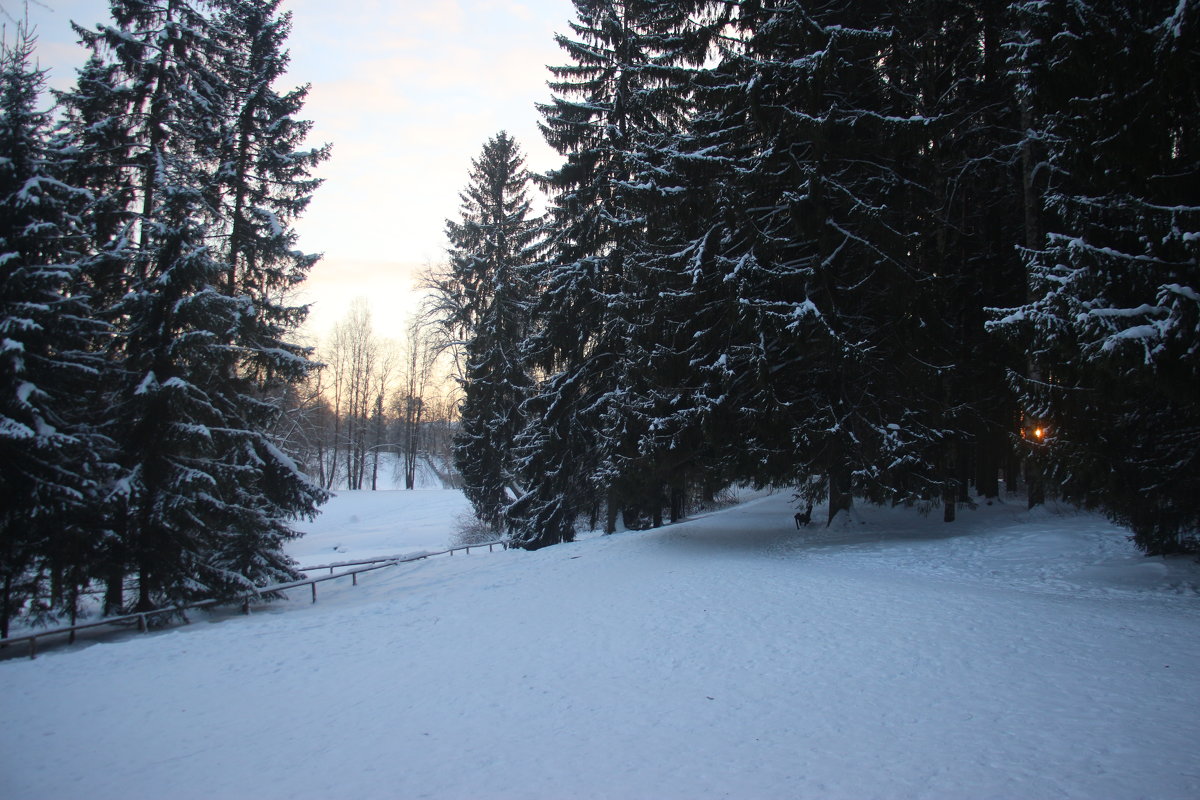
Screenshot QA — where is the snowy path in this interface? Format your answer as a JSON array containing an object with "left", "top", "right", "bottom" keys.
[{"left": 3, "top": 492, "right": 1198, "bottom": 799}]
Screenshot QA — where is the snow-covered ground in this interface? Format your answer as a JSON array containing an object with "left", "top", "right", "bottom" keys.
[
  {"left": 286, "top": 488, "right": 471, "bottom": 563},
  {"left": 3, "top": 490, "right": 1199, "bottom": 799}
]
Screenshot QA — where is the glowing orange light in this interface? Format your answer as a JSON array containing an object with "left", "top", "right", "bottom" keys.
[{"left": 1034, "top": 427, "right": 1045, "bottom": 440}]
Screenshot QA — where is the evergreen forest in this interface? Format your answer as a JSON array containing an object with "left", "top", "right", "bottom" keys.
[
  {"left": 1, "top": 0, "right": 1197, "bottom": 640},
  {"left": 432, "top": 0, "right": 1199, "bottom": 553}
]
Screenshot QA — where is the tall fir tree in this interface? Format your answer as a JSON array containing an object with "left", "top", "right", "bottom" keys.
[
  {"left": 877, "top": 0, "right": 1027, "bottom": 518},
  {"left": 62, "top": 0, "right": 328, "bottom": 611},
  {"left": 203, "top": 0, "right": 331, "bottom": 588},
  {"left": 658, "top": 1, "right": 939, "bottom": 522},
  {"left": 0, "top": 23, "right": 105, "bottom": 636},
  {"left": 52, "top": 50, "right": 142, "bottom": 615},
  {"left": 994, "top": 0, "right": 1200, "bottom": 553},
  {"left": 509, "top": 0, "right": 711, "bottom": 547},
  {"left": 435, "top": 131, "right": 539, "bottom": 534},
  {"left": 638, "top": 0, "right": 1030, "bottom": 525}
]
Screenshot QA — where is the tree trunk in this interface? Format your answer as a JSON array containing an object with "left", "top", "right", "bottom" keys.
[
  {"left": 1, "top": 573, "right": 11, "bottom": 639},
  {"left": 958, "top": 445, "right": 972, "bottom": 504},
  {"left": 50, "top": 559, "right": 63, "bottom": 608},
  {"left": 344, "top": 415, "right": 356, "bottom": 490},
  {"left": 1020, "top": 107, "right": 1042, "bottom": 258},
  {"left": 404, "top": 397, "right": 424, "bottom": 490},
  {"left": 827, "top": 459, "right": 852, "bottom": 525},
  {"left": 1026, "top": 459, "right": 1045, "bottom": 509},
  {"left": 943, "top": 439, "right": 958, "bottom": 522},
  {"left": 327, "top": 409, "right": 340, "bottom": 490},
  {"left": 371, "top": 394, "right": 384, "bottom": 491},
  {"left": 975, "top": 424, "right": 1001, "bottom": 499},
  {"left": 135, "top": 565, "right": 154, "bottom": 613},
  {"left": 68, "top": 586, "right": 80, "bottom": 644},
  {"left": 669, "top": 479, "right": 685, "bottom": 523},
  {"left": 103, "top": 562, "right": 125, "bottom": 617},
  {"left": 316, "top": 435, "right": 327, "bottom": 489},
  {"left": 1021, "top": 102, "right": 1047, "bottom": 511},
  {"left": 1004, "top": 451, "right": 1021, "bottom": 496}
]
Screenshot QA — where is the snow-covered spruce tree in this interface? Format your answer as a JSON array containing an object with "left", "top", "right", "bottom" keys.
[
  {"left": 509, "top": 0, "right": 711, "bottom": 548},
  {"left": 877, "top": 0, "right": 1027, "bottom": 517},
  {"left": 433, "top": 131, "right": 538, "bottom": 534},
  {"left": 993, "top": 0, "right": 1200, "bottom": 554},
  {"left": 211, "top": 0, "right": 328, "bottom": 308},
  {"left": 202, "top": 0, "right": 330, "bottom": 585},
  {"left": 588, "top": 4, "right": 729, "bottom": 532},
  {"left": 52, "top": 54, "right": 137, "bottom": 316},
  {"left": 0, "top": 24, "right": 106, "bottom": 636},
  {"left": 650, "top": 1, "right": 1028, "bottom": 524},
  {"left": 66, "top": 0, "right": 328, "bottom": 612},
  {"left": 660, "top": 1, "right": 936, "bottom": 524},
  {"left": 51, "top": 49, "right": 145, "bottom": 615}
]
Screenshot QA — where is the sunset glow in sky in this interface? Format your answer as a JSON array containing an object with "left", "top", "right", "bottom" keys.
[{"left": 9, "top": 0, "right": 575, "bottom": 341}]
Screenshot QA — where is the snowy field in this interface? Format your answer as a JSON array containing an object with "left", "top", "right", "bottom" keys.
[
  {"left": 3, "top": 489, "right": 1200, "bottom": 799},
  {"left": 286, "top": 487, "right": 472, "bottom": 563}
]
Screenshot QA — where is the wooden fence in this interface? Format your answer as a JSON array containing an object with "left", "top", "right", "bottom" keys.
[{"left": 0, "top": 539, "right": 507, "bottom": 660}]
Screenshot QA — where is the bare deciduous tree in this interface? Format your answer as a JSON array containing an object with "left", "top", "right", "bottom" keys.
[
  {"left": 326, "top": 299, "right": 385, "bottom": 490},
  {"left": 369, "top": 340, "right": 398, "bottom": 490},
  {"left": 394, "top": 315, "right": 439, "bottom": 490}
]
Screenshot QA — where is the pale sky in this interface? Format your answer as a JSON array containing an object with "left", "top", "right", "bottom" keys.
[{"left": 7, "top": 0, "right": 575, "bottom": 341}]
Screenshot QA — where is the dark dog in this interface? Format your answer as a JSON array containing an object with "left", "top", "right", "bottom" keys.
[{"left": 794, "top": 503, "right": 813, "bottom": 528}]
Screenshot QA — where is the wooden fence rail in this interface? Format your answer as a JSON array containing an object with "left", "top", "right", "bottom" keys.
[
  {"left": 0, "top": 539, "right": 507, "bottom": 660},
  {"left": 298, "top": 539, "right": 505, "bottom": 573}
]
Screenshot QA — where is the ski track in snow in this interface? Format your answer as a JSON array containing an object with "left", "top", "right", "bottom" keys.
[{"left": 3, "top": 491, "right": 1199, "bottom": 799}]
